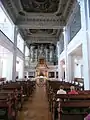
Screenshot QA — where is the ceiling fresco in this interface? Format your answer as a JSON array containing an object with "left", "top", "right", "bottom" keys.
[{"left": 20, "top": 0, "right": 59, "bottom": 13}]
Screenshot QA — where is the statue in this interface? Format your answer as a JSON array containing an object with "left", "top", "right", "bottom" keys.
[{"left": 38, "top": 44, "right": 45, "bottom": 58}]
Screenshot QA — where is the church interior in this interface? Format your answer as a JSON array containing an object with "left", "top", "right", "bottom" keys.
[{"left": 0, "top": 0, "right": 90, "bottom": 120}]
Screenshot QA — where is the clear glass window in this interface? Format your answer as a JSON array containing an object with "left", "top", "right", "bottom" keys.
[{"left": 0, "top": 5, "right": 14, "bottom": 42}]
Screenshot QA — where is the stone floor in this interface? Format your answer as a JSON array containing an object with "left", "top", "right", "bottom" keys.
[{"left": 18, "top": 85, "right": 51, "bottom": 120}]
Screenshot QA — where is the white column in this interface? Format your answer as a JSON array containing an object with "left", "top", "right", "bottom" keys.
[
  {"left": 58, "top": 61, "right": 64, "bottom": 80},
  {"left": 49, "top": 45, "right": 53, "bottom": 62},
  {"left": 58, "top": 41, "right": 63, "bottom": 80},
  {"left": 63, "top": 27, "right": 69, "bottom": 82},
  {"left": 35, "top": 49, "right": 38, "bottom": 62},
  {"left": 78, "top": 0, "right": 90, "bottom": 89},
  {"left": 58, "top": 59, "right": 60, "bottom": 80},
  {"left": 12, "top": 26, "right": 18, "bottom": 81},
  {"left": 30, "top": 45, "right": 34, "bottom": 62},
  {"left": 45, "top": 48, "right": 48, "bottom": 62},
  {"left": 68, "top": 55, "right": 74, "bottom": 82},
  {"left": 23, "top": 42, "right": 25, "bottom": 78}
]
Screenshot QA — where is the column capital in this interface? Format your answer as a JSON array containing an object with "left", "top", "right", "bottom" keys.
[
  {"left": 77, "top": 0, "right": 85, "bottom": 8},
  {"left": 63, "top": 26, "right": 68, "bottom": 32},
  {"left": 77, "top": 0, "right": 82, "bottom": 4}
]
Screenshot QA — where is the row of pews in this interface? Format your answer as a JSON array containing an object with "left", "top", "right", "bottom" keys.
[
  {"left": 0, "top": 80, "right": 36, "bottom": 120},
  {"left": 46, "top": 80, "right": 90, "bottom": 120}
]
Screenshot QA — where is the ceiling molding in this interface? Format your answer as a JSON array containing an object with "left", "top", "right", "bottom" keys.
[
  {"left": 63, "top": 0, "right": 71, "bottom": 17},
  {"left": 20, "top": 29, "right": 60, "bottom": 38},
  {"left": 64, "top": 0, "right": 76, "bottom": 22},
  {"left": 25, "top": 37, "right": 58, "bottom": 44},
  {"left": 26, "top": 37, "right": 58, "bottom": 41},
  {"left": 16, "top": 19, "right": 65, "bottom": 29},
  {"left": 55, "top": 0, "right": 63, "bottom": 16},
  {"left": 27, "top": 41, "right": 56, "bottom": 44},
  {"left": 23, "top": 33, "right": 57, "bottom": 38}
]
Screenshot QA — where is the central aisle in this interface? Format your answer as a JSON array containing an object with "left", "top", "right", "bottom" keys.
[{"left": 18, "top": 84, "right": 51, "bottom": 120}]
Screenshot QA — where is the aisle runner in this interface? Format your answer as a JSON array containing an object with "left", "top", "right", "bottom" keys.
[{"left": 18, "top": 85, "right": 51, "bottom": 120}]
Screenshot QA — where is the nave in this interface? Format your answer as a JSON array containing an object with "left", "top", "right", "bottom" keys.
[{"left": 18, "top": 84, "right": 51, "bottom": 120}]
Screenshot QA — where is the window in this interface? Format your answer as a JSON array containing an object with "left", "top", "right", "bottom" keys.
[
  {"left": 0, "top": 45, "right": 13, "bottom": 80},
  {"left": 28, "top": 72, "right": 35, "bottom": 78},
  {"left": 0, "top": 4, "right": 14, "bottom": 42},
  {"left": 17, "top": 33, "right": 24, "bottom": 53},
  {"left": 56, "top": 72, "right": 58, "bottom": 78},
  {"left": 60, "top": 34, "right": 64, "bottom": 54},
  {"left": 69, "top": 5, "right": 81, "bottom": 42},
  {"left": 25, "top": 46, "right": 29, "bottom": 57},
  {"left": 89, "top": 0, "right": 90, "bottom": 17},
  {"left": 48, "top": 72, "right": 55, "bottom": 78},
  {"left": 25, "top": 46, "right": 29, "bottom": 66}
]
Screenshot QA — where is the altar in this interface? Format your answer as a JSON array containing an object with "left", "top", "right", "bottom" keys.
[{"left": 35, "top": 58, "right": 48, "bottom": 77}]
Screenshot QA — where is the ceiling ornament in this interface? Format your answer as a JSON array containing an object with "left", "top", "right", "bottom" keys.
[
  {"left": 29, "top": 29, "right": 54, "bottom": 34},
  {"left": 22, "top": 29, "right": 58, "bottom": 37},
  {"left": 20, "top": 0, "right": 59, "bottom": 13}
]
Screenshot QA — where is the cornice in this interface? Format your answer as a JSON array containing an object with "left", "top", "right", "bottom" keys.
[{"left": 26, "top": 37, "right": 58, "bottom": 44}]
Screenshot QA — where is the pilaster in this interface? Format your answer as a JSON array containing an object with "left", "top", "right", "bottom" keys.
[
  {"left": 67, "top": 55, "right": 74, "bottom": 82},
  {"left": 23, "top": 42, "right": 25, "bottom": 78},
  {"left": 79, "top": 0, "right": 90, "bottom": 89},
  {"left": 63, "top": 27, "right": 69, "bottom": 82},
  {"left": 12, "top": 26, "right": 18, "bottom": 81}
]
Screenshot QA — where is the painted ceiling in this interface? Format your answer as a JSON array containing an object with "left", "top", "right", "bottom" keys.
[
  {"left": 20, "top": 0, "right": 59, "bottom": 13},
  {"left": 1, "top": 0, "right": 76, "bottom": 44}
]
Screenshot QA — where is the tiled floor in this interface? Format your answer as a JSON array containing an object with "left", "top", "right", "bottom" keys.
[{"left": 18, "top": 85, "right": 51, "bottom": 120}]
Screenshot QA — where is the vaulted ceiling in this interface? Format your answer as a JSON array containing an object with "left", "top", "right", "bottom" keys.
[{"left": 1, "top": 0, "right": 76, "bottom": 44}]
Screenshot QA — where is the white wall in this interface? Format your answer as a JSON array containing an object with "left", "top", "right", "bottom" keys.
[
  {"left": 0, "top": 29, "right": 24, "bottom": 81},
  {"left": 74, "top": 58, "right": 83, "bottom": 78},
  {"left": 16, "top": 57, "right": 24, "bottom": 79},
  {"left": 0, "top": 58, "right": 3, "bottom": 77},
  {"left": 0, "top": 50, "right": 13, "bottom": 80}
]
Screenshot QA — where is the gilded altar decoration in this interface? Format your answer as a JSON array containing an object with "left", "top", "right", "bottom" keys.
[
  {"left": 36, "top": 58, "right": 48, "bottom": 69},
  {"left": 36, "top": 57, "right": 48, "bottom": 78}
]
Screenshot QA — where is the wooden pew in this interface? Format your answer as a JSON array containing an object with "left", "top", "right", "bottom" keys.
[
  {"left": 2, "top": 83, "right": 23, "bottom": 107},
  {"left": 46, "top": 80, "right": 81, "bottom": 111},
  {"left": 1, "top": 81, "right": 36, "bottom": 109},
  {"left": 13, "top": 80, "right": 36, "bottom": 98},
  {"left": 0, "top": 80, "right": 36, "bottom": 120},
  {"left": 0, "top": 92, "right": 16, "bottom": 120},
  {"left": 0, "top": 80, "right": 36, "bottom": 119},
  {"left": 59, "top": 101, "right": 89, "bottom": 120},
  {"left": 52, "top": 94, "right": 90, "bottom": 120},
  {"left": 78, "top": 90, "right": 90, "bottom": 94}
]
